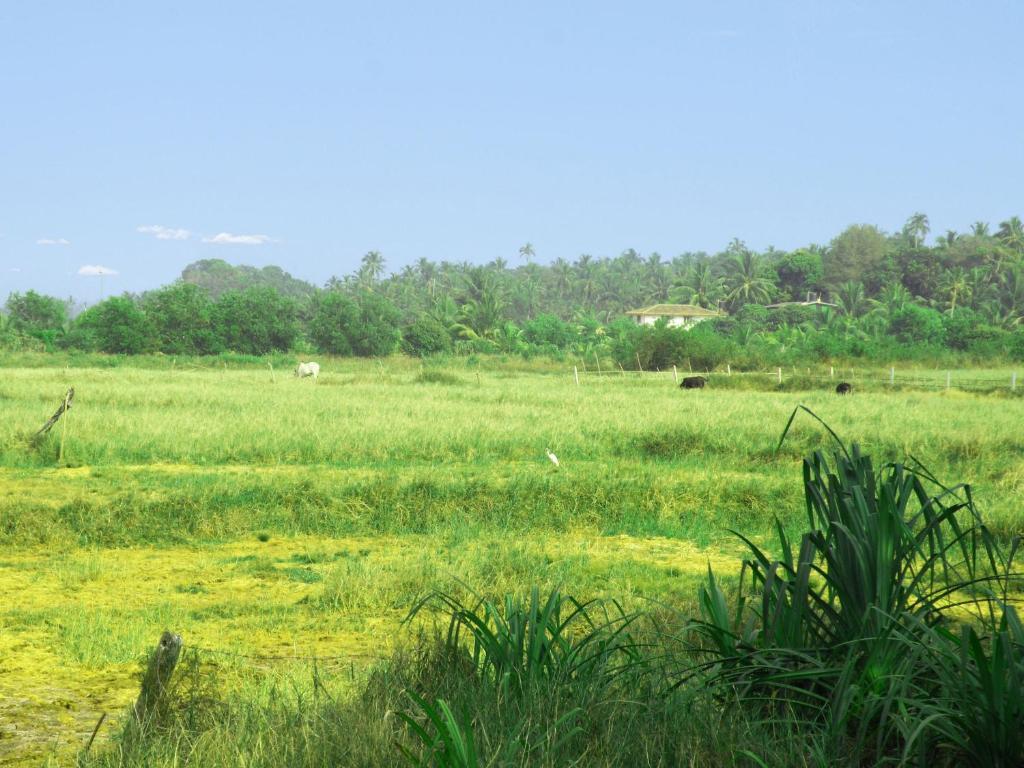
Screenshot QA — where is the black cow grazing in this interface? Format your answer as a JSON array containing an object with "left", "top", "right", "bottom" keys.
[
  {"left": 680, "top": 376, "right": 707, "bottom": 390},
  {"left": 835, "top": 382, "right": 852, "bottom": 395}
]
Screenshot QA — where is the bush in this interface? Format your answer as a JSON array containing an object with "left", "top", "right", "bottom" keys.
[
  {"left": 522, "top": 314, "right": 574, "bottom": 349},
  {"left": 402, "top": 317, "right": 452, "bottom": 356},
  {"left": 65, "top": 296, "right": 157, "bottom": 354},
  {"left": 142, "top": 283, "right": 221, "bottom": 355},
  {"left": 212, "top": 286, "right": 299, "bottom": 355},
  {"left": 890, "top": 304, "right": 946, "bottom": 345}
]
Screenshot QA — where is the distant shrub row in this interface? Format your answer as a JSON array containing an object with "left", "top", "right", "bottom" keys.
[{"left": 4, "top": 283, "right": 1024, "bottom": 368}]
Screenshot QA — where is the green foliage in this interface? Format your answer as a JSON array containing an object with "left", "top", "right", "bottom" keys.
[
  {"left": 142, "top": 283, "right": 221, "bottom": 355},
  {"left": 4, "top": 290, "right": 68, "bottom": 339},
  {"left": 890, "top": 304, "right": 946, "bottom": 345},
  {"left": 8, "top": 211, "right": 1024, "bottom": 363},
  {"left": 775, "top": 249, "right": 824, "bottom": 300},
  {"left": 402, "top": 317, "right": 453, "bottom": 356},
  {"left": 824, "top": 224, "right": 891, "bottom": 291},
  {"left": 181, "top": 259, "right": 315, "bottom": 300},
  {"left": 307, "top": 291, "right": 358, "bottom": 355},
  {"left": 522, "top": 314, "right": 574, "bottom": 349},
  {"left": 66, "top": 296, "right": 157, "bottom": 354},
  {"left": 349, "top": 291, "right": 402, "bottom": 356},
  {"left": 212, "top": 286, "right": 299, "bottom": 355}
]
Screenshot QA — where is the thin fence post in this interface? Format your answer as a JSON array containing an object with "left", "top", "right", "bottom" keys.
[
  {"left": 594, "top": 351, "right": 602, "bottom": 376},
  {"left": 777, "top": 367, "right": 782, "bottom": 384},
  {"left": 636, "top": 352, "right": 643, "bottom": 372},
  {"left": 672, "top": 365, "right": 678, "bottom": 383},
  {"left": 830, "top": 366, "right": 834, "bottom": 379},
  {"left": 619, "top": 363, "right": 626, "bottom": 376},
  {"left": 574, "top": 366, "right": 579, "bottom": 386},
  {"left": 1013, "top": 372, "right": 1018, "bottom": 391},
  {"left": 58, "top": 389, "right": 71, "bottom": 465},
  {"left": 890, "top": 367, "right": 895, "bottom": 386},
  {"left": 727, "top": 363, "right": 731, "bottom": 376},
  {"left": 268, "top": 361, "right": 276, "bottom": 383}
]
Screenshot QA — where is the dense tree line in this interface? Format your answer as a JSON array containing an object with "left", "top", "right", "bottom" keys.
[{"left": 4, "top": 214, "right": 1024, "bottom": 367}]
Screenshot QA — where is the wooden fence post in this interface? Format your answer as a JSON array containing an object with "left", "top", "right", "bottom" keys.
[
  {"left": 574, "top": 366, "right": 579, "bottom": 386},
  {"left": 1013, "top": 372, "right": 1018, "bottom": 391},
  {"left": 672, "top": 365, "right": 678, "bottom": 383},
  {"left": 58, "top": 389, "right": 72, "bottom": 464},
  {"left": 727, "top": 363, "right": 731, "bottom": 376},
  {"left": 777, "top": 367, "right": 782, "bottom": 384},
  {"left": 268, "top": 361, "right": 276, "bottom": 383},
  {"left": 890, "top": 367, "right": 895, "bottom": 386},
  {"left": 636, "top": 352, "right": 643, "bottom": 372},
  {"left": 133, "top": 631, "right": 183, "bottom": 726},
  {"left": 594, "top": 351, "right": 602, "bottom": 376},
  {"left": 830, "top": 366, "right": 834, "bottom": 379}
]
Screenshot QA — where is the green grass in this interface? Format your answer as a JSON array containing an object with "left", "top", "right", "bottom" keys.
[{"left": 2, "top": 358, "right": 1022, "bottom": 764}]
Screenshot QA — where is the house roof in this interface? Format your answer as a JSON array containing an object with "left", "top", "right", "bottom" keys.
[
  {"left": 625, "top": 303, "right": 724, "bottom": 318},
  {"left": 764, "top": 298, "right": 839, "bottom": 309}
]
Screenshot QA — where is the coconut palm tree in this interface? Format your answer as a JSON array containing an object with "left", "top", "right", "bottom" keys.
[
  {"left": 357, "top": 251, "right": 386, "bottom": 289},
  {"left": 997, "top": 216, "right": 1024, "bottom": 252},
  {"left": 671, "top": 263, "right": 725, "bottom": 308},
  {"left": 724, "top": 249, "right": 774, "bottom": 308},
  {"left": 903, "top": 212, "right": 930, "bottom": 248},
  {"left": 938, "top": 267, "right": 971, "bottom": 313},
  {"left": 835, "top": 281, "right": 869, "bottom": 318}
]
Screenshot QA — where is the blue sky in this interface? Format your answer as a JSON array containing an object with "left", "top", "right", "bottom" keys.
[{"left": 2, "top": 1, "right": 1022, "bottom": 302}]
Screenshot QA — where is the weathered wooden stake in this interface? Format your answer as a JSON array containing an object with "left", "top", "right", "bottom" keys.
[
  {"left": 672, "top": 365, "right": 678, "bottom": 383},
  {"left": 58, "top": 389, "right": 71, "bottom": 464},
  {"left": 636, "top": 352, "right": 643, "bottom": 372},
  {"left": 830, "top": 366, "right": 834, "bottom": 379},
  {"left": 594, "top": 351, "right": 602, "bottom": 376},
  {"left": 268, "top": 361, "right": 276, "bottom": 383},
  {"left": 134, "top": 631, "right": 183, "bottom": 725},
  {"left": 726, "top": 363, "right": 731, "bottom": 376},
  {"left": 777, "top": 367, "right": 782, "bottom": 384},
  {"left": 38, "top": 388, "right": 74, "bottom": 438},
  {"left": 574, "top": 366, "right": 579, "bottom": 386},
  {"left": 890, "top": 367, "right": 895, "bottom": 386},
  {"left": 1013, "top": 372, "right": 1018, "bottom": 391}
]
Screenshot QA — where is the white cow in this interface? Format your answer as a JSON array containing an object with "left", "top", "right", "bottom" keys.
[{"left": 295, "top": 361, "right": 320, "bottom": 382}]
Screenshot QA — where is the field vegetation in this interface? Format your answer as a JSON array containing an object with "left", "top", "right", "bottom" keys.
[{"left": 0, "top": 358, "right": 1021, "bottom": 765}]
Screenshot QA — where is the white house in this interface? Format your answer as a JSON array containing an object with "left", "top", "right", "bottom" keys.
[{"left": 625, "top": 303, "right": 725, "bottom": 329}]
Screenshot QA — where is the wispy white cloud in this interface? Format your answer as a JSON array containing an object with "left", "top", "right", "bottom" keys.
[
  {"left": 202, "top": 232, "right": 272, "bottom": 245},
  {"left": 137, "top": 224, "right": 190, "bottom": 241},
  {"left": 78, "top": 265, "right": 119, "bottom": 276},
  {"left": 9, "top": 267, "right": 21, "bottom": 273},
  {"left": 37, "top": 237, "right": 71, "bottom": 246}
]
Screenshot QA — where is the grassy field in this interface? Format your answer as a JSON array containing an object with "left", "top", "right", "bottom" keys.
[{"left": 1, "top": 357, "right": 1022, "bottom": 765}]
